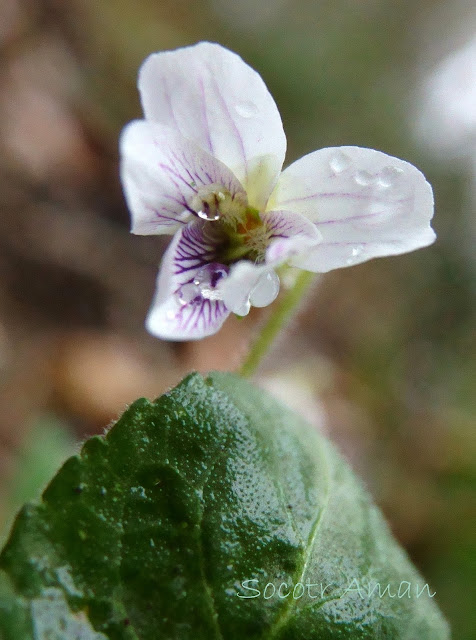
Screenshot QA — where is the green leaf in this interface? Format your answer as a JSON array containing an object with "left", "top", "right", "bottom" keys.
[{"left": 0, "top": 373, "right": 449, "bottom": 639}]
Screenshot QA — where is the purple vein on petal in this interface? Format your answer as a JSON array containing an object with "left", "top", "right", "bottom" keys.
[
  {"left": 278, "top": 192, "right": 400, "bottom": 206},
  {"left": 199, "top": 75, "right": 214, "bottom": 155},
  {"left": 164, "top": 197, "right": 196, "bottom": 218},
  {"left": 169, "top": 148, "right": 205, "bottom": 191},
  {"left": 314, "top": 199, "right": 412, "bottom": 226},
  {"left": 162, "top": 73, "right": 181, "bottom": 134},
  {"left": 318, "top": 240, "right": 371, "bottom": 247},
  {"left": 209, "top": 67, "right": 248, "bottom": 182},
  {"left": 172, "top": 226, "right": 216, "bottom": 275},
  {"left": 143, "top": 204, "right": 187, "bottom": 226},
  {"left": 158, "top": 157, "right": 196, "bottom": 192},
  {"left": 173, "top": 298, "right": 227, "bottom": 335}
]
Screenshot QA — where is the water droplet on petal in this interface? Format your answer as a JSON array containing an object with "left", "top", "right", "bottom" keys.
[
  {"left": 377, "top": 166, "right": 404, "bottom": 188},
  {"left": 197, "top": 209, "right": 220, "bottom": 221},
  {"left": 176, "top": 283, "right": 201, "bottom": 305},
  {"left": 194, "top": 264, "right": 228, "bottom": 288},
  {"left": 329, "top": 151, "right": 351, "bottom": 174},
  {"left": 354, "top": 170, "right": 373, "bottom": 186},
  {"left": 235, "top": 101, "right": 259, "bottom": 118},
  {"left": 199, "top": 288, "right": 222, "bottom": 301},
  {"left": 234, "top": 299, "right": 251, "bottom": 316},
  {"left": 346, "top": 244, "right": 365, "bottom": 265},
  {"left": 192, "top": 264, "right": 229, "bottom": 300},
  {"left": 249, "top": 270, "right": 280, "bottom": 307}
]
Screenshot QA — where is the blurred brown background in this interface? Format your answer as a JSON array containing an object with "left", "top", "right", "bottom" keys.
[{"left": 0, "top": 0, "right": 475, "bottom": 637}]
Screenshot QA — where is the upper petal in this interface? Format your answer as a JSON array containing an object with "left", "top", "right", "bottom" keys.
[
  {"left": 146, "top": 223, "right": 230, "bottom": 340},
  {"left": 120, "top": 120, "right": 245, "bottom": 235},
  {"left": 268, "top": 146, "right": 435, "bottom": 272},
  {"left": 138, "top": 42, "right": 286, "bottom": 209}
]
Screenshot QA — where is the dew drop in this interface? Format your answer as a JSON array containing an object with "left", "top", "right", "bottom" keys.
[
  {"left": 354, "top": 170, "right": 373, "bottom": 186},
  {"left": 176, "top": 282, "right": 200, "bottom": 306},
  {"left": 346, "top": 244, "right": 364, "bottom": 265},
  {"left": 249, "top": 270, "right": 280, "bottom": 307},
  {"left": 378, "top": 165, "right": 404, "bottom": 188},
  {"left": 197, "top": 209, "right": 220, "bottom": 221},
  {"left": 234, "top": 299, "right": 251, "bottom": 316},
  {"left": 329, "top": 151, "right": 351, "bottom": 173},
  {"left": 235, "top": 101, "right": 259, "bottom": 118},
  {"left": 192, "top": 264, "right": 228, "bottom": 300}
]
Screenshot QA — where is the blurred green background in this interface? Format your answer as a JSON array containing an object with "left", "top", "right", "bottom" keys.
[{"left": 0, "top": 0, "right": 475, "bottom": 637}]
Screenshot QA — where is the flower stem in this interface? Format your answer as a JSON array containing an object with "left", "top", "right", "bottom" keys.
[{"left": 239, "top": 270, "right": 316, "bottom": 377}]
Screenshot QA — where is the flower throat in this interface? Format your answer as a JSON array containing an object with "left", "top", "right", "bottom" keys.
[{"left": 190, "top": 185, "right": 270, "bottom": 265}]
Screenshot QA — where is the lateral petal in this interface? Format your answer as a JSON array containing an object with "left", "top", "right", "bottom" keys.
[
  {"left": 120, "top": 120, "right": 245, "bottom": 236},
  {"left": 268, "top": 146, "right": 435, "bottom": 272}
]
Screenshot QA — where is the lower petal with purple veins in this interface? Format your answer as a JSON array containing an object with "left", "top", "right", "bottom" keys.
[{"left": 146, "top": 224, "right": 231, "bottom": 340}]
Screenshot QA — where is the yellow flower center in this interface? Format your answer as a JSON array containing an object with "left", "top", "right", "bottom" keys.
[{"left": 191, "top": 185, "right": 270, "bottom": 264}]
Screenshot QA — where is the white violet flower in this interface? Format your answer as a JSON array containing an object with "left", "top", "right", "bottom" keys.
[{"left": 120, "top": 42, "right": 435, "bottom": 340}]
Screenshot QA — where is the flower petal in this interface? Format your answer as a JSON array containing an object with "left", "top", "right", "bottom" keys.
[
  {"left": 218, "top": 262, "right": 280, "bottom": 316},
  {"left": 146, "top": 223, "right": 230, "bottom": 340},
  {"left": 262, "top": 210, "right": 322, "bottom": 264},
  {"left": 217, "top": 211, "right": 319, "bottom": 316},
  {"left": 138, "top": 42, "right": 286, "bottom": 209},
  {"left": 268, "top": 146, "right": 435, "bottom": 272},
  {"left": 120, "top": 120, "right": 245, "bottom": 236}
]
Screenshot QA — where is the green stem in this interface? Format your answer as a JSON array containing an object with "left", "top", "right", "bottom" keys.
[{"left": 239, "top": 270, "right": 316, "bottom": 377}]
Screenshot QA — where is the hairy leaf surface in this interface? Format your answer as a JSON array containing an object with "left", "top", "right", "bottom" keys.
[{"left": 0, "top": 373, "right": 449, "bottom": 639}]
